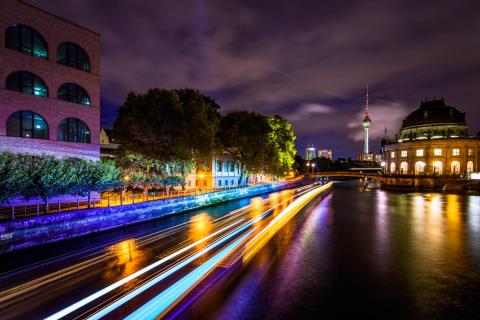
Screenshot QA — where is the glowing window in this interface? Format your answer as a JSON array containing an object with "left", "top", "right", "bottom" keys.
[
  {"left": 5, "top": 24, "right": 48, "bottom": 59},
  {"left": 56, "top": 42, "right": 91, "bottom": 72},
  {"left": 390, "top": 151, "right": 395, "bottom": 159},
  {"left": 6, "top": 110, "right": 48, "bottom": 139},
  {"left": 468, "top": 148, "right": 473, "bottom": 156},
  {"left": 416, "top": 149, "right": 424, "bottom": 157},
  {"left": 401, "top": 150, "right": 407, "bottom": 157},
  {"left": 6, "top": 71, "right": 48, "bottom": 97},
  {"left": 434, "top": 148, "right": 442, "bottom": 156},
  {"left": 57, "top": 118, "right": 91, "bottom": 143},
  {"left": 452, "top": 148, "right": 460, "bottom": 156},
  {"left": 57, "top": 83, "right": 90, "bottom": 105}
]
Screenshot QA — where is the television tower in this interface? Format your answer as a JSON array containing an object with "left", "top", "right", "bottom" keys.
[{"left": 362, "top": 85, "right": 371, "bottom": 154}]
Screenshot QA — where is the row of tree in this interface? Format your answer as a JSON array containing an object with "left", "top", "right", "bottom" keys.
[
  {"left": 0, "top": 88, "right": 297, "bottom": 203},
  {"left": 0, "top": 152, "right": 120, "bottom": 204},
  {"left": 113, "top": 88, "right": 297, "bottom": 186}
]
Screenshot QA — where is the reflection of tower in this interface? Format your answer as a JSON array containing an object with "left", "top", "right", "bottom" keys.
[{"left": 362, "top": 85, "right": 371, "bottom": 154}]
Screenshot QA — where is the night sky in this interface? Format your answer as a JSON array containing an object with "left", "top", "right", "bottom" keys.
[{"left": 29, "top": 0, "right": 480, "bottom": 158}]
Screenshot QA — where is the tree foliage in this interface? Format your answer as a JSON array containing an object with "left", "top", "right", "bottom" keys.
[
  {"left": 0, "top": 152, "right": 122, "bottom": 204},
  {"left": 113, "top": 88, "right": 221, "bottom": 163}
]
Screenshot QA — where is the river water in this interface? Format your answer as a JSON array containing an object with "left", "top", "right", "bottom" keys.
[{"left": 179, "top": 180, "right": 480, "bottom": 319}]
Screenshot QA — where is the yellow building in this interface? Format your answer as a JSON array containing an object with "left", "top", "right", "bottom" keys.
[{"left": 382, "top": 99, "right": 479, "bottom": 176}]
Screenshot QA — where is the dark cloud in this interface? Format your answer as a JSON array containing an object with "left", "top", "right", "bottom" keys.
[{"left": 28, "top": 0, "right": 480, "bottom": 158}]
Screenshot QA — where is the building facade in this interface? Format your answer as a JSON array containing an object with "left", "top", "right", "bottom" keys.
[
  {"left": 318, "top": 149, "right": 333, "bottom": 160},
  {"left": 100, "top": 128, "right": 119, "bottom": 159},
  {"left": 0, "top": 0, "right": 101, "bottom": 160},
  {"left": 382, "top": 99, "right": 479, "bottom": 176},
  {"left": 185, "top": 156, "right": 242, "bottom": 189},
  {"left": 305, "top": 144, "right": 316, "bottom": 160}
]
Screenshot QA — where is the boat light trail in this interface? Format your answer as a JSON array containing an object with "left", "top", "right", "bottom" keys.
[
  {"left": 87, "top": 223, "right": 254, "bottom": 320},
  {"left": 125, "top": 232, "right": 252, "bottom": 320},
  {"left": 45, "top": 219, "right": 244, "bottom": 320}
]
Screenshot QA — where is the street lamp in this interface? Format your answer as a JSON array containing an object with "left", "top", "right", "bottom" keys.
[{"left": 311, "top": 163, "right": 316, "bottom": 173}]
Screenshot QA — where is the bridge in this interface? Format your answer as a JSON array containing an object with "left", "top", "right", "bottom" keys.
[{"left": 312, "top": 170, "right": 382, "bottom": 180}]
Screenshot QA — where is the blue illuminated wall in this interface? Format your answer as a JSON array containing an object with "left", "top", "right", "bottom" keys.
[{"left": 0, "top": 182, "right": 301, "bottom": 253}]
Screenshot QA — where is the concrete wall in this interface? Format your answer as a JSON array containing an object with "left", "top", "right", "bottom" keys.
[{"left": 0, "top": 182, "right": 301, "bottom": 254}]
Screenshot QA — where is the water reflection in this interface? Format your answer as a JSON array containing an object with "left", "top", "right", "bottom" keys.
[
  {"left": 104, "top": 239, "right": 145, "bottom": 280},
  {"left": 188, "top": 213, "right": 213, "bottom": 248},
  {"left": 183, "top": 182, "right": 480, "bottom": 319}
]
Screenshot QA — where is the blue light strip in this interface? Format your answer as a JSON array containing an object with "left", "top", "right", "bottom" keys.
[
  {"left": 45, "top": 219, "right": 244, "bottom": 320},
  {"left": 87, "top": 222, "right": 254, "bottom": 320},
  {"left": 125, "top": 232, "right": 252, "bottom": 320}
]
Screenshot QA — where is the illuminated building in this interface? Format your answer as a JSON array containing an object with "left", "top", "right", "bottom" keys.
[
  {"left": 0, "top": 0, "right": 100, "bottom": 160},
  {"left": 318, "top": 149, "right": 333, "bottom": 160},
  {"left": 305, "top": 144, "right": 316, "bottom": 160},
  {"left": 382, "top": 98, "right": 479, "bottom": 176}
]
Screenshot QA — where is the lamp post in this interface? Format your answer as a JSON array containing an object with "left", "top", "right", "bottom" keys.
[{"left": 311, "top": 163, "right": 316, "bottom": 173}]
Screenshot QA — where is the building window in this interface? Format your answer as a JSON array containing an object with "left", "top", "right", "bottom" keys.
[
  {"left": 5, "top": 24, "right": 48, "bottom": 59},
  {"left": 434, "top": 148, "right": 442, "bottom": 156},
  {"left": 217, "top": 161, "right": 222, "bottom": 172},
  {"left": 57, "top": 118, "right": 91, "bottom": 143},
  {"left": 415, "top": 161, "right": 426, "bottom": 175},
  {"left": 390, "top": 151, "right": 395, "bottom": 159},
  {"left": 451, "top": 161, "right": 461, "bottom": 175},
  {"left": 401, "top": 150, "right": 407, "bottom": 158},
  {"left": 433, "top": 161, "right": 443, "bottom": 175},
  {"left": 225, "top": 179, "right": 228, "bottom": 186},
  {"left": 468, "top": 148, "right": 473, "bottom": 156},
  {"left": 230, "top": 161, "right": 235, "bottom": 172},
  {"left": 416, "top": 149, "right": 424, "bottom": 157},
  {"left": 6, "top": 110, "right": 48, "bottom": 139},
  {"left": 467, "top": 161, "right": 474, "bottom": 172},
  {"left": 6, "top": 71, "right": 48, "bottom": 97},
  {"left": 57, "top": 83, "right": 90, "bottom": 105},
  {"left": 452, "top": 148, "right": 460, "bottom": 156},
  {"left": 218, "top": 180, "right": 222, "bottom": 187},
  {"left": 390, "top": 162, "right": 396, "bottom": 174},
  {"left": 231, "top": 179, "right": 234, "bottom": 185},
  {"left": 56, "top": 42, "right": 91, "bottom": 72},
  {"left": 224, "top": 162, "right": 228, "bottom": 172},
  {"left": 400, "top": 161, "right": 408, "bottom": 174}
]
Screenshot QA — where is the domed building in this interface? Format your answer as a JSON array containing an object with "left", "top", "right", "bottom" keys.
[{"left": 382, "top": 98, "right": 478, "bottom": 176}]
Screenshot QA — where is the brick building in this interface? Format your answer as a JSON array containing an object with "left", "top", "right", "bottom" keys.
[{"left": 0, "top": 0, "right": 101, "bottom": 160}]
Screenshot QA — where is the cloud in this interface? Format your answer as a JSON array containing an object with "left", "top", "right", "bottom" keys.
[
  {"left": 286, "top": 103, "right": 335, "bottom": 121},
  {"left": 27, "top": 0, "right": 480, "bottom": 157},
  {"left": 347, "top": 102, "right": 408, "bottom": 142}
]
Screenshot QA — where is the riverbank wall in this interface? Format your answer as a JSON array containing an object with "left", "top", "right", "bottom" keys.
[
  {"left": 381, "top": 176, "right": 480, "bottom": 192},
  {"left": 0, "top": 182, "right": 303, "bottom": 254}
]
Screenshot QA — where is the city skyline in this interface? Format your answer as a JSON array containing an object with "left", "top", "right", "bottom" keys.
[{"left": 25, "top": 0, "right": 480, "bottom": 158}]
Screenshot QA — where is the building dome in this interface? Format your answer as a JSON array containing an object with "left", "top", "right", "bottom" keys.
[
  {"left": 398, "top": 98, "right": 468, "bottom": 141},
  {"left": 401, "top": 98, "right": 465, "bottom": 129}
]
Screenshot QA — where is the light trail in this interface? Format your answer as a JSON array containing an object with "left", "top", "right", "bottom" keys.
[
  {"left": 44, "top": 218, "right": 244, "bottom": 320},
  {"left": 125, "top": 232, "right": 252, "bottom": 320},
  {"left": 87, "top": 223, "right": 254, "bottom": 320},
  {"left": 45, "top": 183, "right": 320, "bottom": 320}
]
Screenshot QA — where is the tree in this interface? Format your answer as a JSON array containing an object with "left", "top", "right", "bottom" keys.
[
  {"left": 113, "top": 88, "right": 221, "bottom": 164},
  {"left": 266, "top": 115, "right": 297, "bottom": 176},
  {"left": 218, "top": 111, "right": 271, "bottom": 185}
]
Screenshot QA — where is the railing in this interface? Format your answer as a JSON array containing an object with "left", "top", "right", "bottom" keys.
[{"left": 0, "top": 184, "right": 274, "bottom": 221}]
